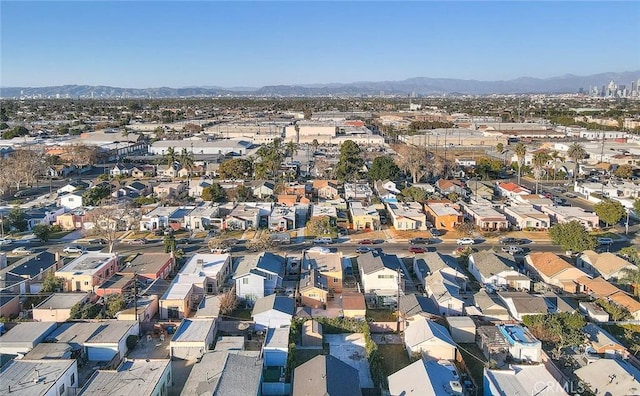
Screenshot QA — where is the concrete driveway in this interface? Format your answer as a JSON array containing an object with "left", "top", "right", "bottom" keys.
[{"left": 325, "top": 333, "right": 374, "bottom": 388}]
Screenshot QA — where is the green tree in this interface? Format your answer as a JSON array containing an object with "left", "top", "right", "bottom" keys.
[
  {"left": 447, "top": 192, "right": 459, "bottom": 202},
  {"left": 1, "top": 125, "right": 29, "bottom": 140},
  {"left": 218, "top": 158, "right": 253, "bottom": 180},
  {"left": 522, "top": 312, "right": 585, "bottom": 359},
  {"left": 594, "top": 199, "right": 625, "bottom": 227},
  {"left": 401, "top": 186, "right": 427, "bottom": 202},
  {"left": 163, "top": 146, "right": 177, "bottom": 166},
  {"left": 306, "top": 217, "right": 337, "bottom": 237},
  {"left": 83, "top": 186, "right": 112, "bottom": 206},
  {"left": 202, "top": 183, "right": 226, "bottom": 202},
  {"left": 614, "top": 164, "right": 633, "bottom": 179},
  {"left": 619, "top": 247, "right": 640, "bottom": 266},
  {"left": 495, "top": 142, "right": 504, "bottom": 153},
  {"left": 33, "top": 223, "right": 52, "bottom": 242},
  {"left": 163, "top": 233, "right": 177, "bottom": 253},
  {"left": 285, "top": 141, "right": 297, "bottom": 161},
  {"left": 619, "top": 267, "right": 640, "bottom": 297},
  {"left": 368, "top": 155, "right": 401, "bottom": 181},
  {"left": 41, "top": 271, "right": 65, "bottom": 293},
  {"left": 179, "top": 148, "right": 195, "bottom": 172},
  {"left": 567, "top": 142, "right": 587, "bottom": 184},
  {"left": 548, "top": 220, "right": 596, "bottom": 252},
  {"left": 8, "top": 207, "right": 27, "bottom": 232},
  {"left": 105, "top": 294, "right": 126, "bottom": 318},
  {"left": 335, "top": 140, "right": 363, "bottom": 182},
  {"left": 514, "top": 142, "right": 527, "bottom": 185},
  {"left": 595, "top": 298, "right": 631, "bottom": 321}
]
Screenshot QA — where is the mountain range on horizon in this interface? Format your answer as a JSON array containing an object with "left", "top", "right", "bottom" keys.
[{"left": 2, "top": 70, "right": 639, "bottom": 99}]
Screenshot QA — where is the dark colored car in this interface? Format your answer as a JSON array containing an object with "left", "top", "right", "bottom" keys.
[
  {"left": 499, "top": 237, "right": 525, "bottom": 245},
  {"left": 358, "top": 239, "right": 374, "bottom": 245},
  {"left": 410, "top": 237, "right": 436, "bottom": 245},
  {"left": 409, "top": 246, "right": 427, "bottom": 253},
  {"left": 430, "top": 228, "right": 441, "bottom": 237},
  {"left": 88, "top": 238, "right": 107, "bottom": 245}
]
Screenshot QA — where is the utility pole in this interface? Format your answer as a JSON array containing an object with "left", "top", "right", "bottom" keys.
[
  {"left": 133, "top": 272, "right": 138, "bottom": 324},
  {"left": 396, "top": 267, "right": 401, "bottom": 333}
]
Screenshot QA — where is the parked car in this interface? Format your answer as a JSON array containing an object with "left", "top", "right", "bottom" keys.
[
  {"left": 597, "top": 237, "right": 614, "bottom": 245},
  {"left": 501, "top": 245, "right": 524, "bottom": 255},
  {"left": 410, "top": 237, "right": 436, "bottom": 245},
  {"left": 358, "top": 239, "right": 374, "bottom": 245},
  {"left": 313, "top": 237, "right": 334, "bottom": 245},
  {"left": 210, "top": 247, "right": 231, "bottom": 254},
  {"left": 308, "top": 246, "right": 330, "bottom": 254},
  {"left": 565, "top": 193, "right": 577, "bottom": 198},
  {"left": 63, "top": 245, "right": 85, "bottom": 254},
  {"left": 499, "top": 237, "right": 525, "bottom": 245},
  {"left": 430, "top": 228, "right": 441, "bottom": 237},
  {"left": 355, "top": 246, "right": 373, "bottom": 254},
  {"left": 456, "top": 238, "right": 475, "bottom": 246},
  {"left": 0, "top": 238, "right": 12, "bottom": 246},
  {"left": 88, "top": 238, "right": 107, "bottom": 245},
  {"left": 127, "top": 238, "right": 148, "bottom": 245},
  {"left": 409, "top": 246, "right": 427, "bottom": 253},
  {"left": 11, "top": 246, "right": 32, "bottom": 255}
]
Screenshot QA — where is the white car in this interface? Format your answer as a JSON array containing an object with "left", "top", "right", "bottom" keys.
[
  {"left": 308, "top": 246, "right": 330, "bottom": 254},
  {"left": 11, "top": 246, "right": 32, "bottom": 255},
  {"left": 456, "top": 238, "right": 475, "bottom": 246},
  {"left": 63, "top": 245, "right": 85, "bottom": 254},
  {"left": 597, "top": 237, "right": 614, "bottom": 246},
  {"left": 0, "top": 238, "right": 12, "bottom": 246}
]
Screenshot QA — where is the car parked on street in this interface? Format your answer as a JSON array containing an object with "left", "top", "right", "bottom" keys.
[
  {"left": 499, "top": 237, "right": 525, "bottom": 245},
  {"left": 127, "top": 238, "right": 148, "bottom": 245},
  {"left": 597, "top": 237, "right": 614, "bottom": 245},
  {"left": 501, "top": 245, "right": 524, "bottom": 255},
  {"left": 456, "top": 238, "right": 475, "bottom": 246},
  {"left": 358, "top": 239, "right": 374, "bottom": 245},
  {"left": 409, "top": 246, "right": 427, "bottom": 254},
  {"left": 88, "top": 238, "right": 107, "bottom": 245},
  {"left": 63, "top": 245, "right": 85, "bottom": 254},
  {"left": 308, "top": 246, "right": 330, "bottom": 254},
  {"left": 0, "top": 238, "right": 12, "bottom": 246},
  {"left": 355, "top": 246, "right": 373, "bottom": 254},
  {"left": 410, "top": 237, "right": 437, "bottom": 245},
  {"left": 11, "top": 246, "right": 32, "bottom": 255}
]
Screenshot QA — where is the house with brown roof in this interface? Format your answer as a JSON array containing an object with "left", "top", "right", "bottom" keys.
[
  {"left": 436, "top": 179, "right": 466, "bottom": 196},
  {"left": 576, "top": 276, "right": 619, "bottom": 298},
  {"left": 341, "top": 292, "right": 366, "bottom": 319},
  {"left": 524, "top": 252, "right": 589, "bottom": 293},
  {"left": 577, "top": 251, "right": 637, "bottom": 282},
  {"left": 312, "top": 180, "right": 340, "bottom": 200},
  {"left": 608, "top": 292, "right": 640, "bottom": 320},
  {"left": 583, "top": 323, "right": 628, "bottom": 356}
]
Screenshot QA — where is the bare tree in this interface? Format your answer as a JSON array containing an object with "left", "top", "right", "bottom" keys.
[
  {"left": 397, "top": 145, "right": 428, "bottom": 183},
  {"left": 219, "top": 285, "right": 239, "bottom": 316},
  {"left": 84, "top": 201, "right": 140, "bottom": 253}
]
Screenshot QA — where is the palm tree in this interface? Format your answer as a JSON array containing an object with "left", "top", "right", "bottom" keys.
[
  {"left": 179, "top": 148, "right": 195, "bottom": 171},
  {"left": 164, "top": 147, "right": 176, "bottom": 166},
  {"left": 532, "top": 151, "right": 551, "bottom": 194},
  {"left": 619, "top": 267, "right": 640, "bottom": 297},
  {"left": 567, "top": 142, "right": 587, "bottom": 185},
  {"left": 514, "top": 143, "right": 527, "bottom": 185},
  {"left": 285, "top": 141, "right": 297, "bottom": 162}
]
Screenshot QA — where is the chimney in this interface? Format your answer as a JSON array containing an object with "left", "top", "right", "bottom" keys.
[{"left": 54, "top": 251, "right": 60, "bottom": 262}]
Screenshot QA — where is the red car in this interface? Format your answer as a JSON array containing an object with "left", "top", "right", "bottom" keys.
[
  {"left": 409, "top": 246, "right": 426, "bottom": 253},
  {"left": 358, "top": 239, "right": 374, "bottom": 245}
]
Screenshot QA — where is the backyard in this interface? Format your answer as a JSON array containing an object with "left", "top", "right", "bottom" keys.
[{"left": 377, "top": 343, "right": 412, "bottom": 377}]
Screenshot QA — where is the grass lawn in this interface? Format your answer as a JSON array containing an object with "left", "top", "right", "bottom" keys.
[
  {"left": 222, "top": 229, "right": 245, "bottom": 238},
  {"left": 129, "top": 231, "right": 151, "bottom": 239},
  {"left": 293, "top": 348, "right": 326, "bottom": 368},
  {"left": 458, "top": 343, "right": 487, "bottom": 395},
  {"left": 50, "top": 230, "right": 74, "bottom": 239},
  {"left": 377, "top": 344, "right": 411, "bottom": 377},
  {"left": 366, "top": 308, "right": 397, "bottom": 322},
  {"left": 591, "top": 231, "right": 622, "bottom": 240},
  {"left": 226, "top": 308, "right": 252, "bottom": 320}
]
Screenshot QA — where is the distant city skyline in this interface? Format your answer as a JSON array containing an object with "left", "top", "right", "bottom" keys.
[{"left": 1, "top": 1, "right": 639, "bottom": 88}]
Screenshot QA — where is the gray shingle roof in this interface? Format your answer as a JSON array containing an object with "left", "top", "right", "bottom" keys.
[
  {"left": 213, "top": 353, "right": 263, "bottom": 396},
  {"left": 292, "top": 354, "right": 362, "bottom": 396},
  {"left": 470, "top": 251, "right": 516, "bottom": 277},
  {"left": 251, "top": 294, "right": 295, "bottom": 316},
  {"left": 398, "top": 294, "right": 440, "bottom": 317},
  {"left": 358, "top": 251, "right": 400, "bottom": 275}
]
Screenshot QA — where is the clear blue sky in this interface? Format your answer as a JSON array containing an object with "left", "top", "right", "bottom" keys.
[{"left": 2, "top": 1, "right": 639, "bottom": 88}]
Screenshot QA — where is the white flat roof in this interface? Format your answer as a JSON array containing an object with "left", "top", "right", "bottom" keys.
[
  {"left": 0, "top": 359, "right": 76, "bottom": 395},
  {"left": 171, "top": 319, "right": 215, "bottom": 343},
  {"left": 57, "top": 253, "right": 117, "bottom": 276}
]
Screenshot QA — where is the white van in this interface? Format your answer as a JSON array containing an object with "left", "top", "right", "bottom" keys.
[{"left": 313, "top": 237, "right": 334, "bottom": 245}]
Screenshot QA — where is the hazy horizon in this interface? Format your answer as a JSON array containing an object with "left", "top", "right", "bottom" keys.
[{"left": 2, "top": 2, "right": 639, "bottom": 88}]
